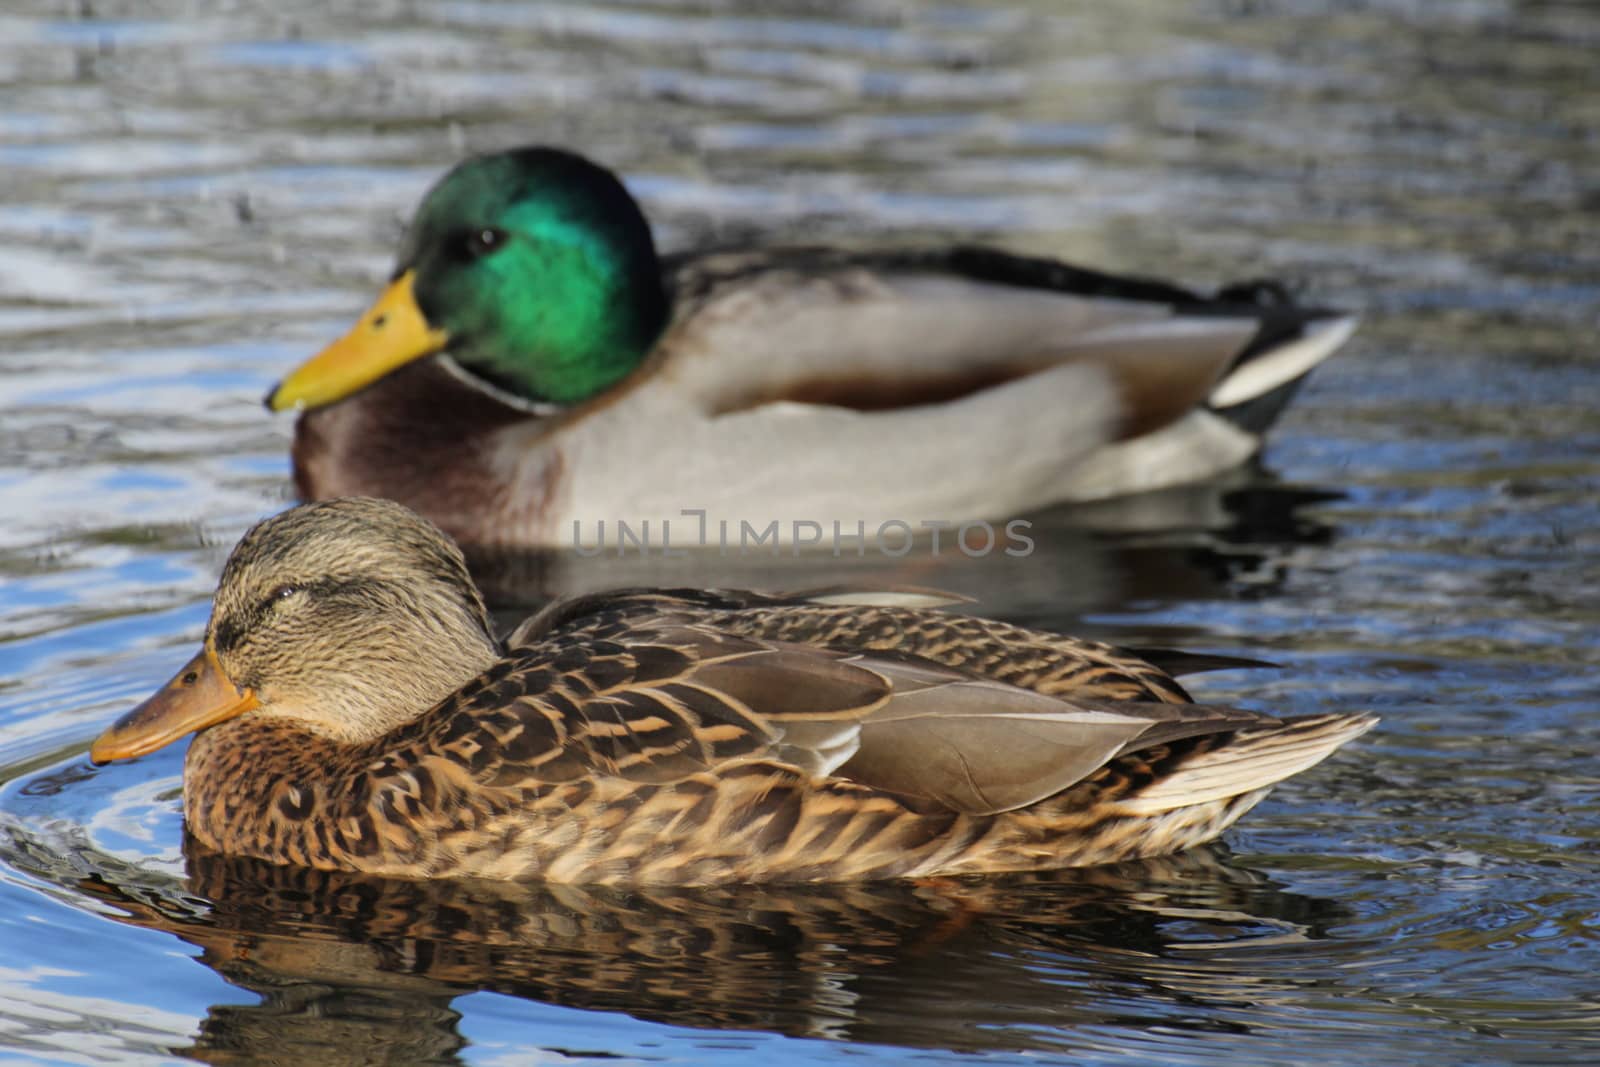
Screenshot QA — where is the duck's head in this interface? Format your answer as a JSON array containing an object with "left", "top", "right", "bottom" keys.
[
  {"left": 266, "top": 146, "right": 668, "bottom": 414},
  {"left": 90, "top": 498, "right": 501, "bottom": 763}
]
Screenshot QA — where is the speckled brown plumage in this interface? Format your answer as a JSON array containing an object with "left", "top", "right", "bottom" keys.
[{"left": 95, "top": 499, "right": 1377, "bottom": 885}]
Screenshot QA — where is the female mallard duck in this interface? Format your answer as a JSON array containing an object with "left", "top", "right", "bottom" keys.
[
  {"left": 90, "top": 498, "right": 1375, "bottom": 884},
  {"left": 265, "top": 147, "right": 1357, "bottom": 549}
]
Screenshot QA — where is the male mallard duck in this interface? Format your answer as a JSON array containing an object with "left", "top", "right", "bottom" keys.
[
  {"left": 265, "top": 147, "right": 1357, "bottom": 548},
  {"left": 90, "top": 498, "right": 1375, "bottom": 884}
]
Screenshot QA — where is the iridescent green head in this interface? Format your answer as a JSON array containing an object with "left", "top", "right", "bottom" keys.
[{"left": 267, "top": 147, "right": 668, "bottom": 413}]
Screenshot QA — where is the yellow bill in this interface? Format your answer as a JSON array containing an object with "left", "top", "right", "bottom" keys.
[
  {"left": 90, "top": 644, "right": 259, "bottom": 763},
  {"left": 265, "top": 269, "right": 449, "bottom": 412}
]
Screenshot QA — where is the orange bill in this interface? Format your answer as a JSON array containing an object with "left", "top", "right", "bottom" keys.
[
  {"left": 264, "top": 269, "right": 449, "bottom": 413},
  {"left": 90, "top": 644, "right": 259, "bottom": 764}
]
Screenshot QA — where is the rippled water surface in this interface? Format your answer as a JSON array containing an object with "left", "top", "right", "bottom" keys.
[{"left": 3, "top": 0, "right": 1598, "bottom": 1063}]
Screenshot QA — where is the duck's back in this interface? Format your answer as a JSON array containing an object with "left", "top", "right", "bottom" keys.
[
  {"left": 393, "top": 590, "right": 1375, "bottom": 882},
  {"left": 657, "top": 245, "right": 1351, "bottom": 437}
]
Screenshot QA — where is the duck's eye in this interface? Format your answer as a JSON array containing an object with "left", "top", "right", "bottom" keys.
[
  {"left": 464, "top": 227, "right": 507, "bottom": 259},
  {"left": 265, "top": 584, "right": 300, "bottom": 607}
]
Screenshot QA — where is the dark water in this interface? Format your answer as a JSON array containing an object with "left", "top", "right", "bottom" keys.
[{"left": 2, "top": 0, "right": 1598, "bottom": 1063}]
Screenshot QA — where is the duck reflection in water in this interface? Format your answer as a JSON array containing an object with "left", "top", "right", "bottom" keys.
[{"left": 68, "top": 838, "right": 1353, "bottom": 1061}]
